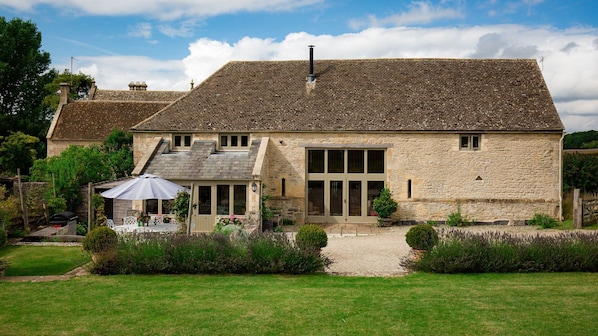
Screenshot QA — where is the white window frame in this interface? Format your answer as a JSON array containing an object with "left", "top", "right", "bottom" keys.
[{"left": 460, "top": 134, "right": 481, "bottom": 151}]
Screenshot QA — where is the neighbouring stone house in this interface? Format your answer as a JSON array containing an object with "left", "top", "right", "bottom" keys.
[
  {"left": 46, "top": 81, "right": 186, "bottom": 224},
  {"left": 46, "top": 81, "right": 186, "bottom": 157},
  {"left": 130, "top": 50, "right": 564, "bottom": 232}
]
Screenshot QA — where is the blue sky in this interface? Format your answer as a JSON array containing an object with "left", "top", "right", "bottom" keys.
[{"left": 1, "top": 0, "right": 597, "bottom": 132}]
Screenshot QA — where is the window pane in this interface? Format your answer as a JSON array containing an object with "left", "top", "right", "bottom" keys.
[
  {"left": 367, "top": 181, "right": 385, "bottom": 216},
  {"left": 348, "top": 150, "right": 364, "bottom": 173},
  {"left": 349, "top": 181, "right": 361, "bottom": 216},
  {"left": 234, "top": 185, "right": 246, "bottom": 215},
  {"left": 198, "top": 186, "right": 211, "bottom": 215},
  {"left": 241, "top": 136, "right": 249, "bottom": 147},
  {"left": 174, "top": 135, "right": 182, "bottom": 147},
  {"left": 460, "top": 136, "right": 469, "bottom": 148},
  {"left": 472, "top": 135, "right": 479, "bottom": 149},
  {"left": 162, "top": 199, "right": 174, "bottom": 214},
  {"left": 308, "top": 150, "right": 324, "bottom": 173},
  {"left": 220, "top": 135, "right": 228, "bottom": 147},
  {"left": 307, "top": 181, "right": 324, "bottom": 216},
  {"left": 184, "top": 135, "right": 191, "bottom": 147},
  {"left": 231, "top": 136, "right": 238, "bottom": 147},
  {"left": 367, "top": 150, "right": 384, "bottom": 173},
  {"left": 217, "top": 185, "right": 230, "bottom": 215},
  {"left": 145, "top": 199, "right": 158, "bottom": 214},
  {"left": 330, "top": 181, "right": 343, "bottom": 216},
  {"left": 328, "top": 150, "right": 344, "bottom": 173}
]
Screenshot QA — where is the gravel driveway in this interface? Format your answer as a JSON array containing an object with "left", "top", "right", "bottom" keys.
[{"left": 317, "top": 224, "right": 548, "bottom": 277}]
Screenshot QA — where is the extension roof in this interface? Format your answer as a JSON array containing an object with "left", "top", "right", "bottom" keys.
[{"left": 133, "top": 58, "right": 563, "bottom": 133}]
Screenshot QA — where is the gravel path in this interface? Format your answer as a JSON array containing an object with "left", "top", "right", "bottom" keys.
[{"left": 321, "top": 224, "right": 552, "bottom": 277}]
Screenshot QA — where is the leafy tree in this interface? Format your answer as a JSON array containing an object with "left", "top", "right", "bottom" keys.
[
  {"left": 564, "top": 130, "right": 598, "bottom": 149},
  {"left": 0, "top": 17, "right": 53, "bottom": 140},
  {"left": 42, "top": 69, "right": 94, "bottom": 112},
  {"left": 102, "top": 129, "right": 134, "bottom": 179},
  {"left": 30, "top": 145, "right": 113, "bottom": 210},
  {"left": 29, "top": 129, "right": 134, "bottom": 211},
  {"left": 0, "top": 132, "right": 40, "bottom": 175},
  {"left": 563, "top": 153, "right": 598, "bottom": 193}
]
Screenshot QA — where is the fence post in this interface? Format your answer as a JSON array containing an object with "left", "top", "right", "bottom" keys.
[{"left": 573, "top": 189, "right": 582, "bottom": 229}]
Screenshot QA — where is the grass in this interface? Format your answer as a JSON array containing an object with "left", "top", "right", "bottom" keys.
[
  {"left": 0, "top": 245, "right": 90, "bottom": 276},
  {"left": 0, "top": 273, "right": 597, "bottom": 335}
]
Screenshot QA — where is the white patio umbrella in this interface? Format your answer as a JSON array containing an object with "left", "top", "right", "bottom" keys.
[{"left": 100, "top": 174, "right": 186, "bottom": 200}]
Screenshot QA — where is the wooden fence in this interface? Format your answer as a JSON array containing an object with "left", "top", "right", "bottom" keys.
[{"left": 573, "top": 189, "right": 598, "bottom": 228}]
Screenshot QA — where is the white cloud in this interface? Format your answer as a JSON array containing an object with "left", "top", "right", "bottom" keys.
[
  {"left": 349, "top": 1, "right": 464, "bottom": 30},
  {"left": 1, "top": 0, "right": 324, "bottom": 20},
  {"left": 158, "top": 20, "right": 198, "bottom": 38},
  {"left": 66, "top": 24, "right": 598, "bottom": 132},
  {"left": 76, "top": 56, "right": 186, "bottom": 90},
  {"left": 128, "top": 22, "right": 152, "bottom": 39}
]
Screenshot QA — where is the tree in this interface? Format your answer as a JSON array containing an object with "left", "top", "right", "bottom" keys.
[
  {"left": 0, "top": 17, "right": 53, "bottom": 141},
  {"left": 563, "top": 153, "right": 598, "bottom": 194},
  {"left": 30, "top": 145, "right": 113, "bottom": 210},
  {"left": 42, "top": 69, "right": 94, "bottom": 112},
  {"left": 102, "top": 129, "right": 134, "bottom": 179},
  {"left": 28, "top": 129, "right": 134, "bottom": 211},
  {"left": 0, "top": 132, "right": 39, "bottom": 175},
  {"left": 564, "top": 130, "right": 598, "bottom": 149}
]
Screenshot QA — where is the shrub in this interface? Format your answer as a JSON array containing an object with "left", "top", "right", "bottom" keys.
[
  {"left": 76, "top": 223, "right": 87, "bottom": 236},
  {"left": 82, "top": 226, "right": 118, "bottom": 254},
  {"left": 372, "top": 188, "right": 398, "bottom": 218},
  {"left": 528, "top": 213, "right": 558, "bottom": 229},
  {"left": 0, "top": 228, "right": 7, "bottom": 247},
  {"left": 446, "top": 207, "right": 473, "bottom": 227},
  {"left": 88, "top": 231, "right": 331, "bottom": 275},
  {"left": 405, "top": 224, "right": 439, "bottom": 250},
  {"left": 295, "top": 224, "right": 328, "bottom": 250},
  {"left": 402, "top": 229, "right": 598, "bottom": 273},
  {"left": 7, "top": 227, "right": 25, "bottom": 238}
]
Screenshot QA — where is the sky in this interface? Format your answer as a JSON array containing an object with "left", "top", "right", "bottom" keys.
[{"left": 1, "top": 0, "right": 597, "bottom": 133}]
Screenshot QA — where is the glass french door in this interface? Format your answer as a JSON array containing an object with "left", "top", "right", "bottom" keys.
[
  {"left": 306, "top": 149, "right": 386, "bottom": 223},
  {"left": 192, "top": 183, "right": 248, "bottom": 232}
]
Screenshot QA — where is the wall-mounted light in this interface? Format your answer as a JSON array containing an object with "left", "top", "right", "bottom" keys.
[{"left": 251, "top": 182, "right": 258, "bottom": 193}]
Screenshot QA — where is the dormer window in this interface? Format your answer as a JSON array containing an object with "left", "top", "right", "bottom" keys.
[
  {"left": 220, "top": 134, "right": 249, "bottom": 150},
  {"left": 173, "top": 134, "right": 192, "bottom": 150}
]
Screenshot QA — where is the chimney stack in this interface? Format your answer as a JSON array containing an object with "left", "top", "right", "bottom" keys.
[
  {"left": 307, "top": 45, "right": 315, "bottom": 83},
  {"left": 59, "top": 83, "right": 70, "bottom": 105},
  {"left": 128, "top": 81, "right": 148, "bottom": 91}
]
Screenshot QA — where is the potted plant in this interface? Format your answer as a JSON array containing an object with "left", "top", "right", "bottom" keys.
[{"left": 372, "top": 188, "right": 398, "bottom": 226}]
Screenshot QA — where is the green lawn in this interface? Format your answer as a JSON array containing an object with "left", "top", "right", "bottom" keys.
[
  {"left": 1, "top": 273, "right": 597, "bottom": 335},
  {"left": 0, "top": 245, "right": 90, "bottom": 276}
]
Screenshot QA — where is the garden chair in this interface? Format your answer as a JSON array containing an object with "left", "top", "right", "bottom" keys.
[{"left": 123, "top": 216, "right": 138, "bottom": 226}]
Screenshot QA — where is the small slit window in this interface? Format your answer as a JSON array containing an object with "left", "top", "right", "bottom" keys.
[{"left": 460, "top": 135, "right": 480, "bottom": 151}]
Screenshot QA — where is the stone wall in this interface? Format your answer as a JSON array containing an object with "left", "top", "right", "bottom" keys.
[
  {"left": 132, "top": 131, "right": 561, "bottom": 224},
  {"left": 257, "top": 131, "right": 561, "bottom": 223},
  {"left": 47, "top": 140, "right": 100, "bottom": 157}
]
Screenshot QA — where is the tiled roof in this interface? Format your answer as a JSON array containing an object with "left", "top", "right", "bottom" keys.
[
  {"left": 133, "top": 58, "right": 563, "bottom": 133},
  {"left": 92, "top": 90, "right": 185, "bottom": 102},
  {"left": 142, "top": 140, "right": 261, "bottom": 180},
  {"left": 51, "top": 101, "right": 171, "bottom": 140}
]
